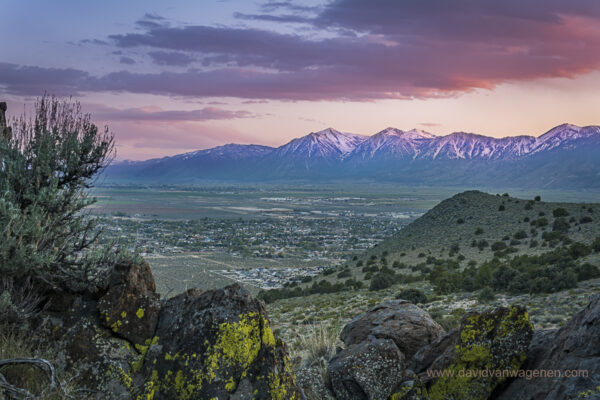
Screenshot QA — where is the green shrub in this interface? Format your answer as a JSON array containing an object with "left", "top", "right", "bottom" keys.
[
  {"left": 576, "top": 263, "right": 600, "bottom": 281},
  {"left": 491, "top": 242, "right": 508, "bottom": 251},
  {"left": 531, "top": 217, "right": 548, "bottom": 227},
  {"left": 514, "top": 230, "right": 528, "bottom": 239},
  {"left": 0, "top": 96, "right": 119, "bottom": 291},
  {"left": 593, "top": 237, "right": 600, "bottom": 252},
  {"left": 507, "top": 273, "right": 531, "bottom": 294},
  {"left": 337, "top": 270, "right": 352, "bottom": 279},
  {"left": 477, "top": 287, "right": 495, "bottom": 303},
  {"left": 553, "top": 208, "right": 569, "bottom": 217},
  {"left": 552, "top": 218, "right": 570, "bottom": 233},
  {"left": 396, "top": 288, "right": 428, "bottom": 304},
  {"left": 369, "top": 272, "right": 397, "bottom": 291}
]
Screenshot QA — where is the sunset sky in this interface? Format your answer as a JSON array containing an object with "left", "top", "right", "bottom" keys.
[{"left": 2, "top": 0, "right": 600, "bottom": 160}]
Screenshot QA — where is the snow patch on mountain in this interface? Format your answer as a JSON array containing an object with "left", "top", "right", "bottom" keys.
[{"left": 274, "top": 128, "right": 366, "bottom": 159}]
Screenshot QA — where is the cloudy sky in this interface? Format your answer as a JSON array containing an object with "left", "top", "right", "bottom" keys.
[{"left": 2, "top": 0, "right": 600, "bottom": 160}]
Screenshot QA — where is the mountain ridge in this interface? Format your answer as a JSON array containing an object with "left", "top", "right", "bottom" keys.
[{"left": 105, "top": 124, "right": 600, "bottom": 189}]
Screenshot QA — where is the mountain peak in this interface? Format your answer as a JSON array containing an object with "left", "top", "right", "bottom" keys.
[
  {"left": 276, "top": 128, "right": 366, "bottom": 159},
  {"left": 404, "top": 128, "right": 436, "bottom": 139},
  {"left": 310, "top": 127, "right": 341, "bottom": 137}
]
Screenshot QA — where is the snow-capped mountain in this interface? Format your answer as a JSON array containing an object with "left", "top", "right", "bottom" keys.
[
  {"left": 104, "top": 123, "right": 600, "bottom": 189},
  {"left": 418, "top": 132, "right": 538, "bottom": 160},
  {"left": 171, "top": 144, "right": 274, "bottom": 161},
  {"left": 348, "top": 128, "right": 436, "bottom": 160},
  {"left": 530, "top": 124, "right": 600, "bottom": 154},
  {"left": 273, "top": 128, "right": 365, "bottom": 159}
]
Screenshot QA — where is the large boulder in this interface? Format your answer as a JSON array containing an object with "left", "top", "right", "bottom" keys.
[
  {"left": 410, "top": 328, "right": 459, "bottom": 379},
  {"left": 97, "top": 260, "right": 161, "bottom": 346},
  {"left": 427, "top": 305, "right": 534, "bottom": 400},
  {"left": 134, "top": 284, "right": 302, "bottom": 400},
  {"left": 328, "top": 337, "right": 405, "bottom": 400},
  {"left": 340, "top": 300, "right": 445, "bottom": 360},
  {"left": 495, "top": 293, "right": 600, "bottom": 400},
  {"left": 31, "top": 260, "right": 302, "bottom": 400},
  {"left": 36, "top": 296, "right": 139, "bottom": 399}
]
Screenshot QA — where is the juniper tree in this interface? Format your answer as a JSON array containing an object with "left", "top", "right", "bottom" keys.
[{"left": 0, "top": 96, "right": 119, "bottom": 292}]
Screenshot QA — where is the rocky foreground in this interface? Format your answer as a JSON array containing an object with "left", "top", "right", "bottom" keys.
[{"left": 14, "top": 260, "right": 600, "bottom": 399}]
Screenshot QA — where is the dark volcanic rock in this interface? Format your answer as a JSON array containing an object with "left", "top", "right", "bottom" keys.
[
  {"left": 340, "top": 300, "right": 445, "bottom": 360},
  {"left": 37, "top": 296, "right": 138, "bottom": 399},
  {"left": 427, "top": 305, "right": 534, "bottom": 400},
  {"left": 388, "top": 372, "right": 429, "bottom": 400},
  {"left": 296, "top": 364, "right": 336, "bottom": 400},
  {"left": 136, "top": 284, "right": 301, "bottom": 400},
  {"left": 495, "top": 293, "right": 600, "bottom": 400},
  {"left": 31, "top": 260, "right": 301, "bottom": 399},
  {"left": 97, "top": 260, "right": 161, "bottom": 346},
  {"left": 328, "top": 337, "right": 405, "bottom": 400},
  {"left": 410, "top": 328, "right": 459, "bottom": 376}
]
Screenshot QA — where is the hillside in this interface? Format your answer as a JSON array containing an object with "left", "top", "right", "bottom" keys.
[
  {"left": 362, "top": 190, "right": 600, "bottom": 266},
  {"left": 259, "top": 190, "right": 600, "bottom": 305}
]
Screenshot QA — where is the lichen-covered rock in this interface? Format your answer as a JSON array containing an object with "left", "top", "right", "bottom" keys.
[
  {"left": 495, "top": 294, "right": 600, "bottom": 400},
  {"left": 296, "top": 364, "right": 336, "bottom": 400},
  {"left": 427, "top": 305, "right": 533, "bottom": 400},
  {"left": 135, "top": 284, "right": 302, "bottom": 400},
  {"left": 328, "top": 337, "right": 405, "bottom": 400},
  {"left": 389, "top": 372, "right": 429, "bottom": 400},
  {"left": 411, "top": 329, "right": 459, "bottom": 378},
  {"left": 340, "top": 300, "right": 445, "bottom": 360},
  {"left": 98, "top": 260, "right": 161, "bottom": 347},
  {"left": 36, "top": 296, "right": 139, "bottom": 399}
]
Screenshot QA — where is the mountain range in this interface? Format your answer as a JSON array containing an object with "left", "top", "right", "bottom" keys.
[{"left": 105, "top": 124, "right": 600, "bottom": 189}]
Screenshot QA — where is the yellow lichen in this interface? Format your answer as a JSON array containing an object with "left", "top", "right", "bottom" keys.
[
  {"left": 133, "top": 314, "right": 296, "bottom": 399},
  {"left": 137, "top": 308, "right": 145, "bottom": 319}
]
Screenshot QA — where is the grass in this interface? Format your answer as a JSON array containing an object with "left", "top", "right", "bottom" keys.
[
  {"left": 0, "top": 330, "right": 76, "bottom": 399},
  {"left": 267, "top": 278, "right": 600, "bottom": 352},
  {"left": 294, "top": 324, "right": 340, "bottom": 368}
]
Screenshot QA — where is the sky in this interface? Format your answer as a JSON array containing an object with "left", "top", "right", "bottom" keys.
[{"left": 2, "top": 0, "right": 600, "bottom": 160}]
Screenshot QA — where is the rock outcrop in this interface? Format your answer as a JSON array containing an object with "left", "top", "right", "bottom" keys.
[
  {"left": 136, "top": 285, "right": 301, "bottom": 400},
  {"left": 98, "top": 260, "right": 161, "bottom": 347},
  {"left": 340, "top": 300, "right": 445, "bottom": 360},
  {"left": 426, "top": 305, "right": 534, "bottom": 400},
  {"left": 495, "top": 293, "right": 600, "bottom": 400},
  {"left": 34, "top": 260, "right": 301, "bottom": 399},
  {"left": 326, "top": 301, "right": 537, "bottom": 400},
  {"left": 328, "top": 337, "right": 405, "bottom": 400}
]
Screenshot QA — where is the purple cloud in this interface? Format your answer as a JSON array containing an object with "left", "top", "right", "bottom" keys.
[
  {"left": 233, "top": 12, "right": 313, "bottom": 24},
  {"left": 91, "top": 105, "right": 257, "bottom": 122},
  {"left": 148, "top": 51, "right": 195, "bottom": 66},
  {"left": 0, "top": 62, "right": 90, "bottom": 96},
  {"left": 119, "top": 56, "right": 137, "bottom": 65},
  {"left": 2, "top": 1, "right": 600, "bottom": 101}
]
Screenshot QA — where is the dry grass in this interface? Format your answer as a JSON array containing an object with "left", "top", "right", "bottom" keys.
[
  {"left": 0, "top": 330, "right": 77, "bottom": 399},
  {"left": 295, "top": 324, "right": 340, "bottom": 367}
]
